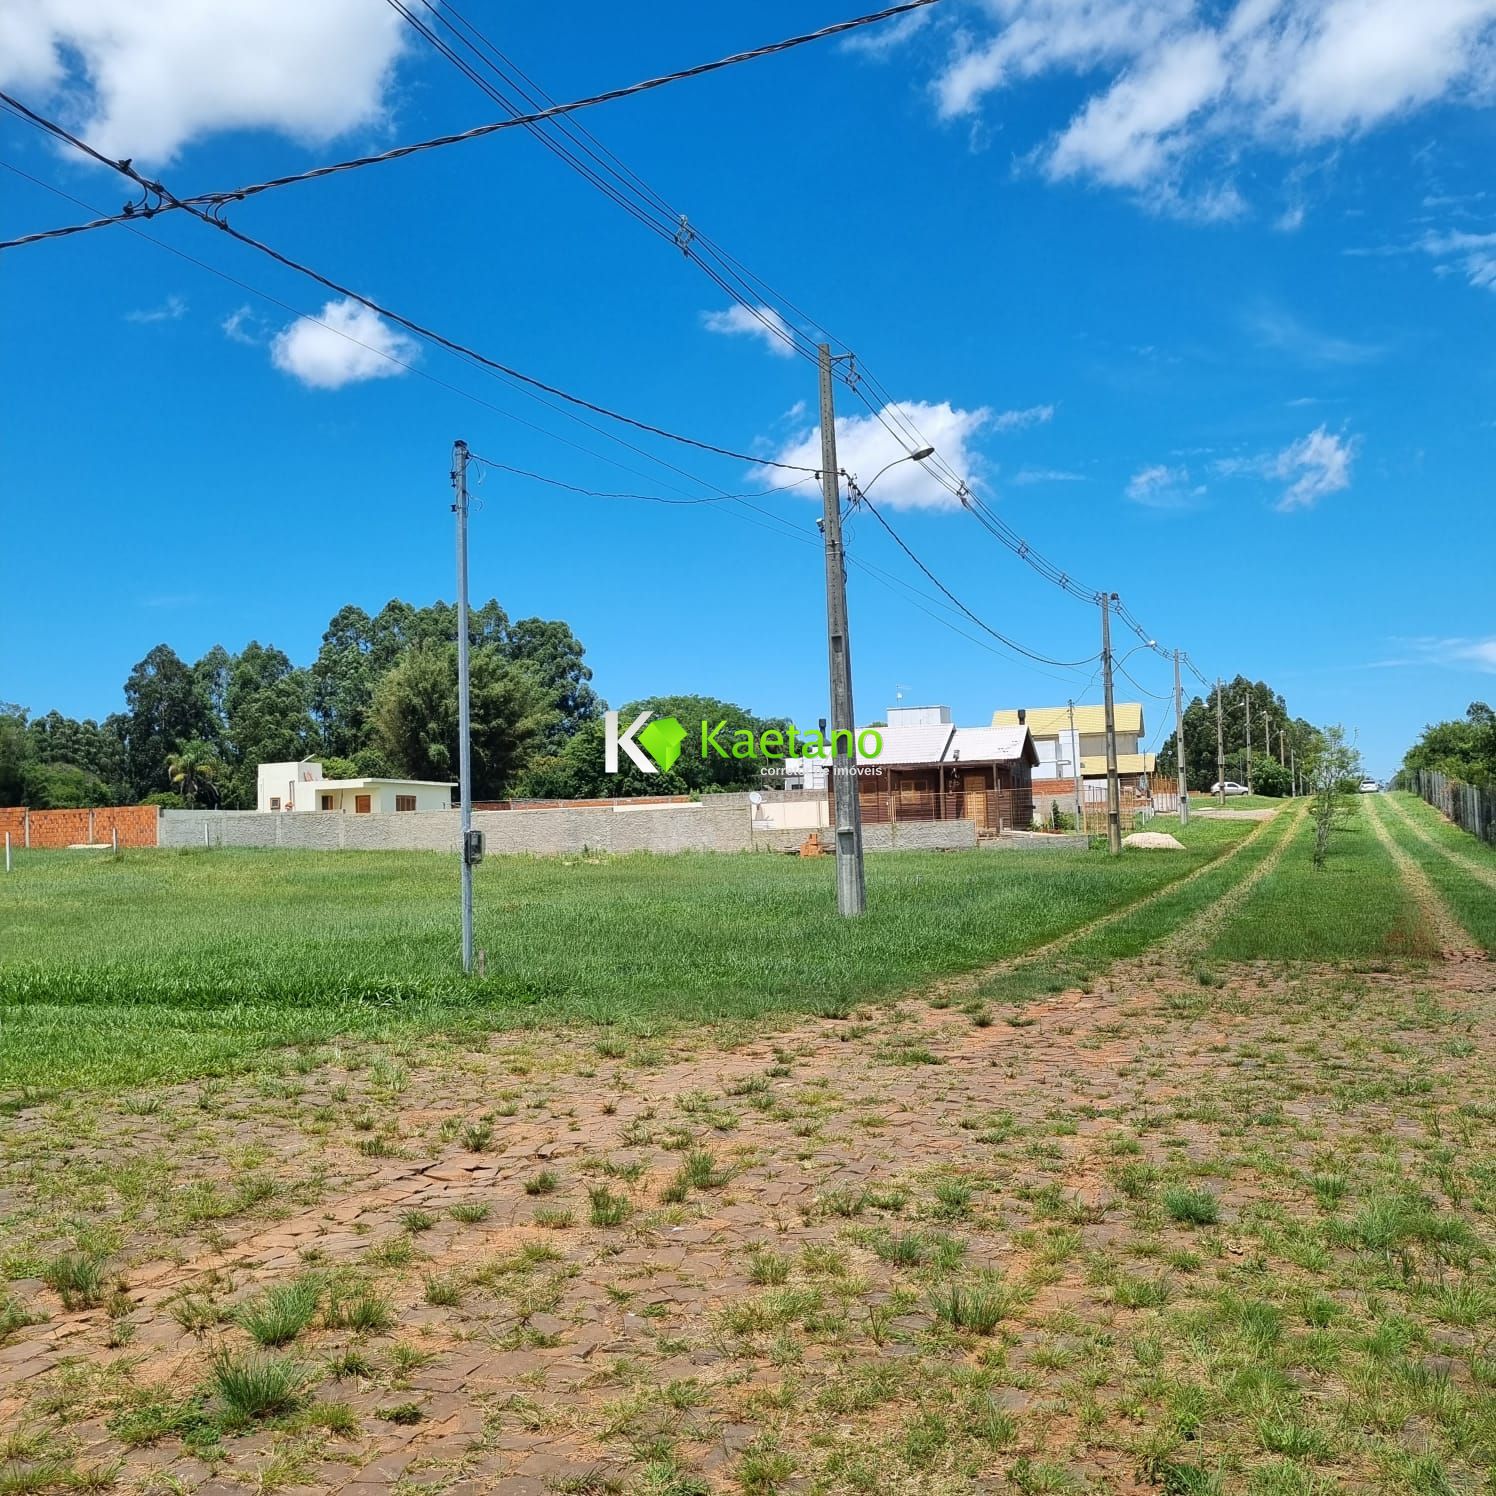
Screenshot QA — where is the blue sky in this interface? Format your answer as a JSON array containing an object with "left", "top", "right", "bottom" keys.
[{"left": 2, "top": 0, "right": 1493, "bottom": 778}]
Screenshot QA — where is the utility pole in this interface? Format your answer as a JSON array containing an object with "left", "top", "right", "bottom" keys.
[
  {"left": 818, "top": 343, "right": 865, "bottom": 916},
  {"left": 1241, "top": 691, "right": 1253, "bottom": 793},
  {"left": 452, "top": 439, "right": 475, "bottom": 973},
  {"left": 1290, "top": 743, "right": 1298, "bottom": 797},
  {"left": 1067, "top": 698, "right": 1084, "bottom": 829},
  {"left": 1215, "top": 678, "right": 1226, "bottom": 807},
  {"left": 1173, "top": 649, "right": 1189, "bottom": 826},
  {"left": 1100, "top": 593, "right": 1122, "bottom": 855}
]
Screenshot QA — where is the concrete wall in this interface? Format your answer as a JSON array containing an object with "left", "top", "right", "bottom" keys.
[{"left": 158, "top": 795, "right": 976, "bottom": 857}]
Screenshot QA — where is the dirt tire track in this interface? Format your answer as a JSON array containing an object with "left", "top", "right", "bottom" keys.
[
  {"left": 1152, "top": 799, "right": 1307, "bottom": 959},
  {"left": 1364, "top": 794, "right": 1484, "bottom": 961},
  {"left": 921, "top": 807, "right": 1286, "bottom": 1004},
  {"left": 1381, "top": 792, "right": 1496, "bottom": 892}
]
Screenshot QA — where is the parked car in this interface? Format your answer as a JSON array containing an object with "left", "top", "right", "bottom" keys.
[
  {"left": 1210, "top": 781, "right": 1251, "bottom": 796},
  {"left": 1358, "top": 778, "right": 1380, "bottom": 793}
]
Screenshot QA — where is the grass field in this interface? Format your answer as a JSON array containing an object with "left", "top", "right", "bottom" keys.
[
  {"left": 1378, "top": 791, "right": 1496, "bottom": 953},
  {"left": 1208, "top": 796, "right": 1440, "bottom": 963},
  {"left": 0, "top": 820, "right": 1255, "bottom": 1093},
  {"left": 2, "top": 799, "right": 1493, "bottom": 1495}
]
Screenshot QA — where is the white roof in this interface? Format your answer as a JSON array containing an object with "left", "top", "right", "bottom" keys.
[
  {"left": 311, "top": 777, "right": 456, "bottom": 790},
  {"left": 948, "top": 726, "right": 1038, "bottom": 765},
  {"left": 854, "top": 722, "right": 1036, "bottom": 767},
  {"left": 859, "top": 722, "right": 955, "bottom": 765}
]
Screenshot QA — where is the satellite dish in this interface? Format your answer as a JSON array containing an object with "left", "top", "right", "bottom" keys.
[{"left": 748, "top": 791, "right": 763, "bottom": 805}]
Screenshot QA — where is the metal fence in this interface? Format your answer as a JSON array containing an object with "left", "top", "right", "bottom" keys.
[{"left": 1408, "top": 769, "right": 1496, "bottom": 846}]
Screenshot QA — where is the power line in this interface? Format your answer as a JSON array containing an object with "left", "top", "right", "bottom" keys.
[
  {"left": 0, "top": 1, "right": 940, "bottom": 253},
  {"left": 464, "top": 452, "right": 815, "bottom": 507},
  {"left": 0, "top": 158, "right": 818, "bottom": 536},
  {"left": 0, "top": 92, "right": 817, "bottom": 475},
  {"left": 380, "top": 13, "right": 1209, "bottom": 670},
  {"left": 848, "top": 486, "right": 1098, "bottom": 672}
]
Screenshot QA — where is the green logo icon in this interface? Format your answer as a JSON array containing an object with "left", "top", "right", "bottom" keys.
[{"left": 635, "top": 715, "right": 687, "bottom": 773}]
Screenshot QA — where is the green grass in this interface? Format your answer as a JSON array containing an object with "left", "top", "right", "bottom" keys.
[
  {"left": 1379, "top": 793, "right": 1496, "bottom": 953},
  {"left": 0, "top": 827, "right": 1252, "bottom": 1092},
  {"left": 1206, "top": 799, "right": 1435, "bottom": 963},
  {"left": 977, "top": 806, "right": 1295, "bottom": 1001},
  {"left": 1196, "top": 793, "right": 1293, "bottom": 812}
]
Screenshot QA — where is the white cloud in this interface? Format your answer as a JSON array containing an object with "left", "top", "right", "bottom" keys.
[
  {"left": 1125, "top": 462, "right": 1203, "bottom": 508},
  {"left": 221, "top": 305, "right": 263, "bottom": 346},
  {"left": 929, "top": 0, "right": 1496, "bottom": 206},
  {"left": 1247, "top": 302, "right": 1385, "bottom": 364},
  {"left": 760, "top": 399, "right": 992, "bottom": 510},
  {"left": 269, "top": 298, "right": 418, "bottom": 390},
  {"left": 991, "top": 403, "right": 1054, "bottom": 431},
  {"left": 1271, "top": 425, "right": 1357, "bottom": 510},
  {"left": 1372, "top": 636, "right": 1496, "bottom": 673},
  {"left": 125, "top": 293, "right": 186, "bottom": 324},
  {"left": 840, "top": 8, "right": 931, "bottom": 57},
  {"left": 0, "top": 0, "right": 408, "bottom": 164},
  {"left": 1446, "top": 638, "right": 1496, "bottom": 671},
  {"left": 1013, "top": 467, "right": 1084, "bottom": 484},
  {"left": 700, "top": 304, "right": 797, "bottom": 359},
  {"left": 1419, "top": 228, "right": 1496, "bottom": 291}
]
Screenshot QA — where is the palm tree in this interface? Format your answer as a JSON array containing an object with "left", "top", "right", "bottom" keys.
[{"left": 167, "top": 739, "right": 222, "bottom": 808}]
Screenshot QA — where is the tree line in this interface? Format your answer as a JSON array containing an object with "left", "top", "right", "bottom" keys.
[
  {"left": 1159, "top": 674, "right": 1322, "bottom": 796},
  {"left": 1399, "top": 702, "right": 1496, "bottom": 789},
  {"left": 0, "top": 599, "right": 787, "bottom": 810}
]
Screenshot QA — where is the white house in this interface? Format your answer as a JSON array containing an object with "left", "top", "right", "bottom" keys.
[{"left": 256, "top": 761, "right": 455, "bottom": 815}]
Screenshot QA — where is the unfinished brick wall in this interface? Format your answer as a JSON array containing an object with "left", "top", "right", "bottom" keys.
[{"left": 0, "top": 805, "right": 159, "bottom": 848}]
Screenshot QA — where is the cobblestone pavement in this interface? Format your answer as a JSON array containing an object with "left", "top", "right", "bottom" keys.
[{"left": 2, "top": 945, "right": 1492, "bottom": 1493}]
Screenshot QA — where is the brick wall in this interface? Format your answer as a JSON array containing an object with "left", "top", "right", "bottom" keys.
[{"left": 0, "top": 805, "right": 159, "bottom": 848}]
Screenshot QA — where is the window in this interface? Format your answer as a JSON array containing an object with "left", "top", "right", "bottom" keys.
[
  {"left": 395, "top": 795, "right": 416, "bottom": 812},
  {"left": 355, "top": 794, "right": 371, "bottom": 814},
  {"left": 320, "top": 794, "right": 333, "bottom": 811},
  {"left": 269, "top": 797, "right": 281, "bottom": 811}
]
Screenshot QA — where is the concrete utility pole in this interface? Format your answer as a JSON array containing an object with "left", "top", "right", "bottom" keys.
[
  {"left": 1290, "top": 743, "right": 1298, "bottom": 797},
  {"left": 452, "top": 439, "right": 475, "bottom": 973},
  {"left": 1100, "top": 593, "right": 1122, "bottom": 855},
  {"left": 1242, "top": 691, "right": 1253, "bottom": 793},
  {"left": 1215, "top": 678, "right": 1226, "bottom": 807},
  {"left": 817, "top": 343, "right": 865, "bottom": 916},
  {"left": 1067, "top": 698, "right": 1084, "bottom": 829},
  {"left": 1173, "top": 649, "right": 1189, "bottom": 826}
]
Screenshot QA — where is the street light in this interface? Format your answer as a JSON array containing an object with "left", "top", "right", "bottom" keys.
[{"left": 849, "top": 446, "right": 936, "bottom": 500}]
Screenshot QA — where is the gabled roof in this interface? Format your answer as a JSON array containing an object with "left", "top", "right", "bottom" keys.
[
  {"left": 993, "top": 703, "right": 1145, "bottom": 737},
  {"left": 949, "top": 725, "right": 1040, "bottom": 767},
  {"left": 856, "top": 722, "right": 1038, "bottom": 767},
  {"left": 857, "top": 722, "right": 954, "bottom": 766}
]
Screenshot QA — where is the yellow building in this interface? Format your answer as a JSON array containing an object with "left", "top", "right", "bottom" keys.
[{"left": 991, "top": 704, "right": 1157, "bottom": 783}]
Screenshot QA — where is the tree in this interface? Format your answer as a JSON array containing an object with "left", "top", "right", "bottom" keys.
[
  {"left": 1304, "top": 724, "right": 1361, "bottom": 869},
  {"left": 1401, "top": 702, "right": 1496, "bottom": 789},
  {"left": 505, "top": 617, "right": 601, "bottom": 749},
  {"left": 1249, "top": 753, "right": 1293, "bottom": 798},
  {"left": 20, "top": 761, "right": 112, "bottom": 809},
  {"left": 1159, "top": 675, "right": 1308, "bottom": 790},
  {"left": 167, "top": 739, "right": 224, "bottom": 808},
  {"left": 0, "top": 703, "right": 30, "bottom": 806},
  {"left": 122, "top": 644, "right": 211, "bottom": 798},
  {"left": 511, "top": 718, "right": 690, "bottom": 801},
  {"left": 623, "top": 694, "right": 793, "bottom": 794},
  {"left": 370, "top": 643, "right": 555, "bottom": 798},
  {"left": 220, "top": 643, "right": 318, "bottom": 806}
]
